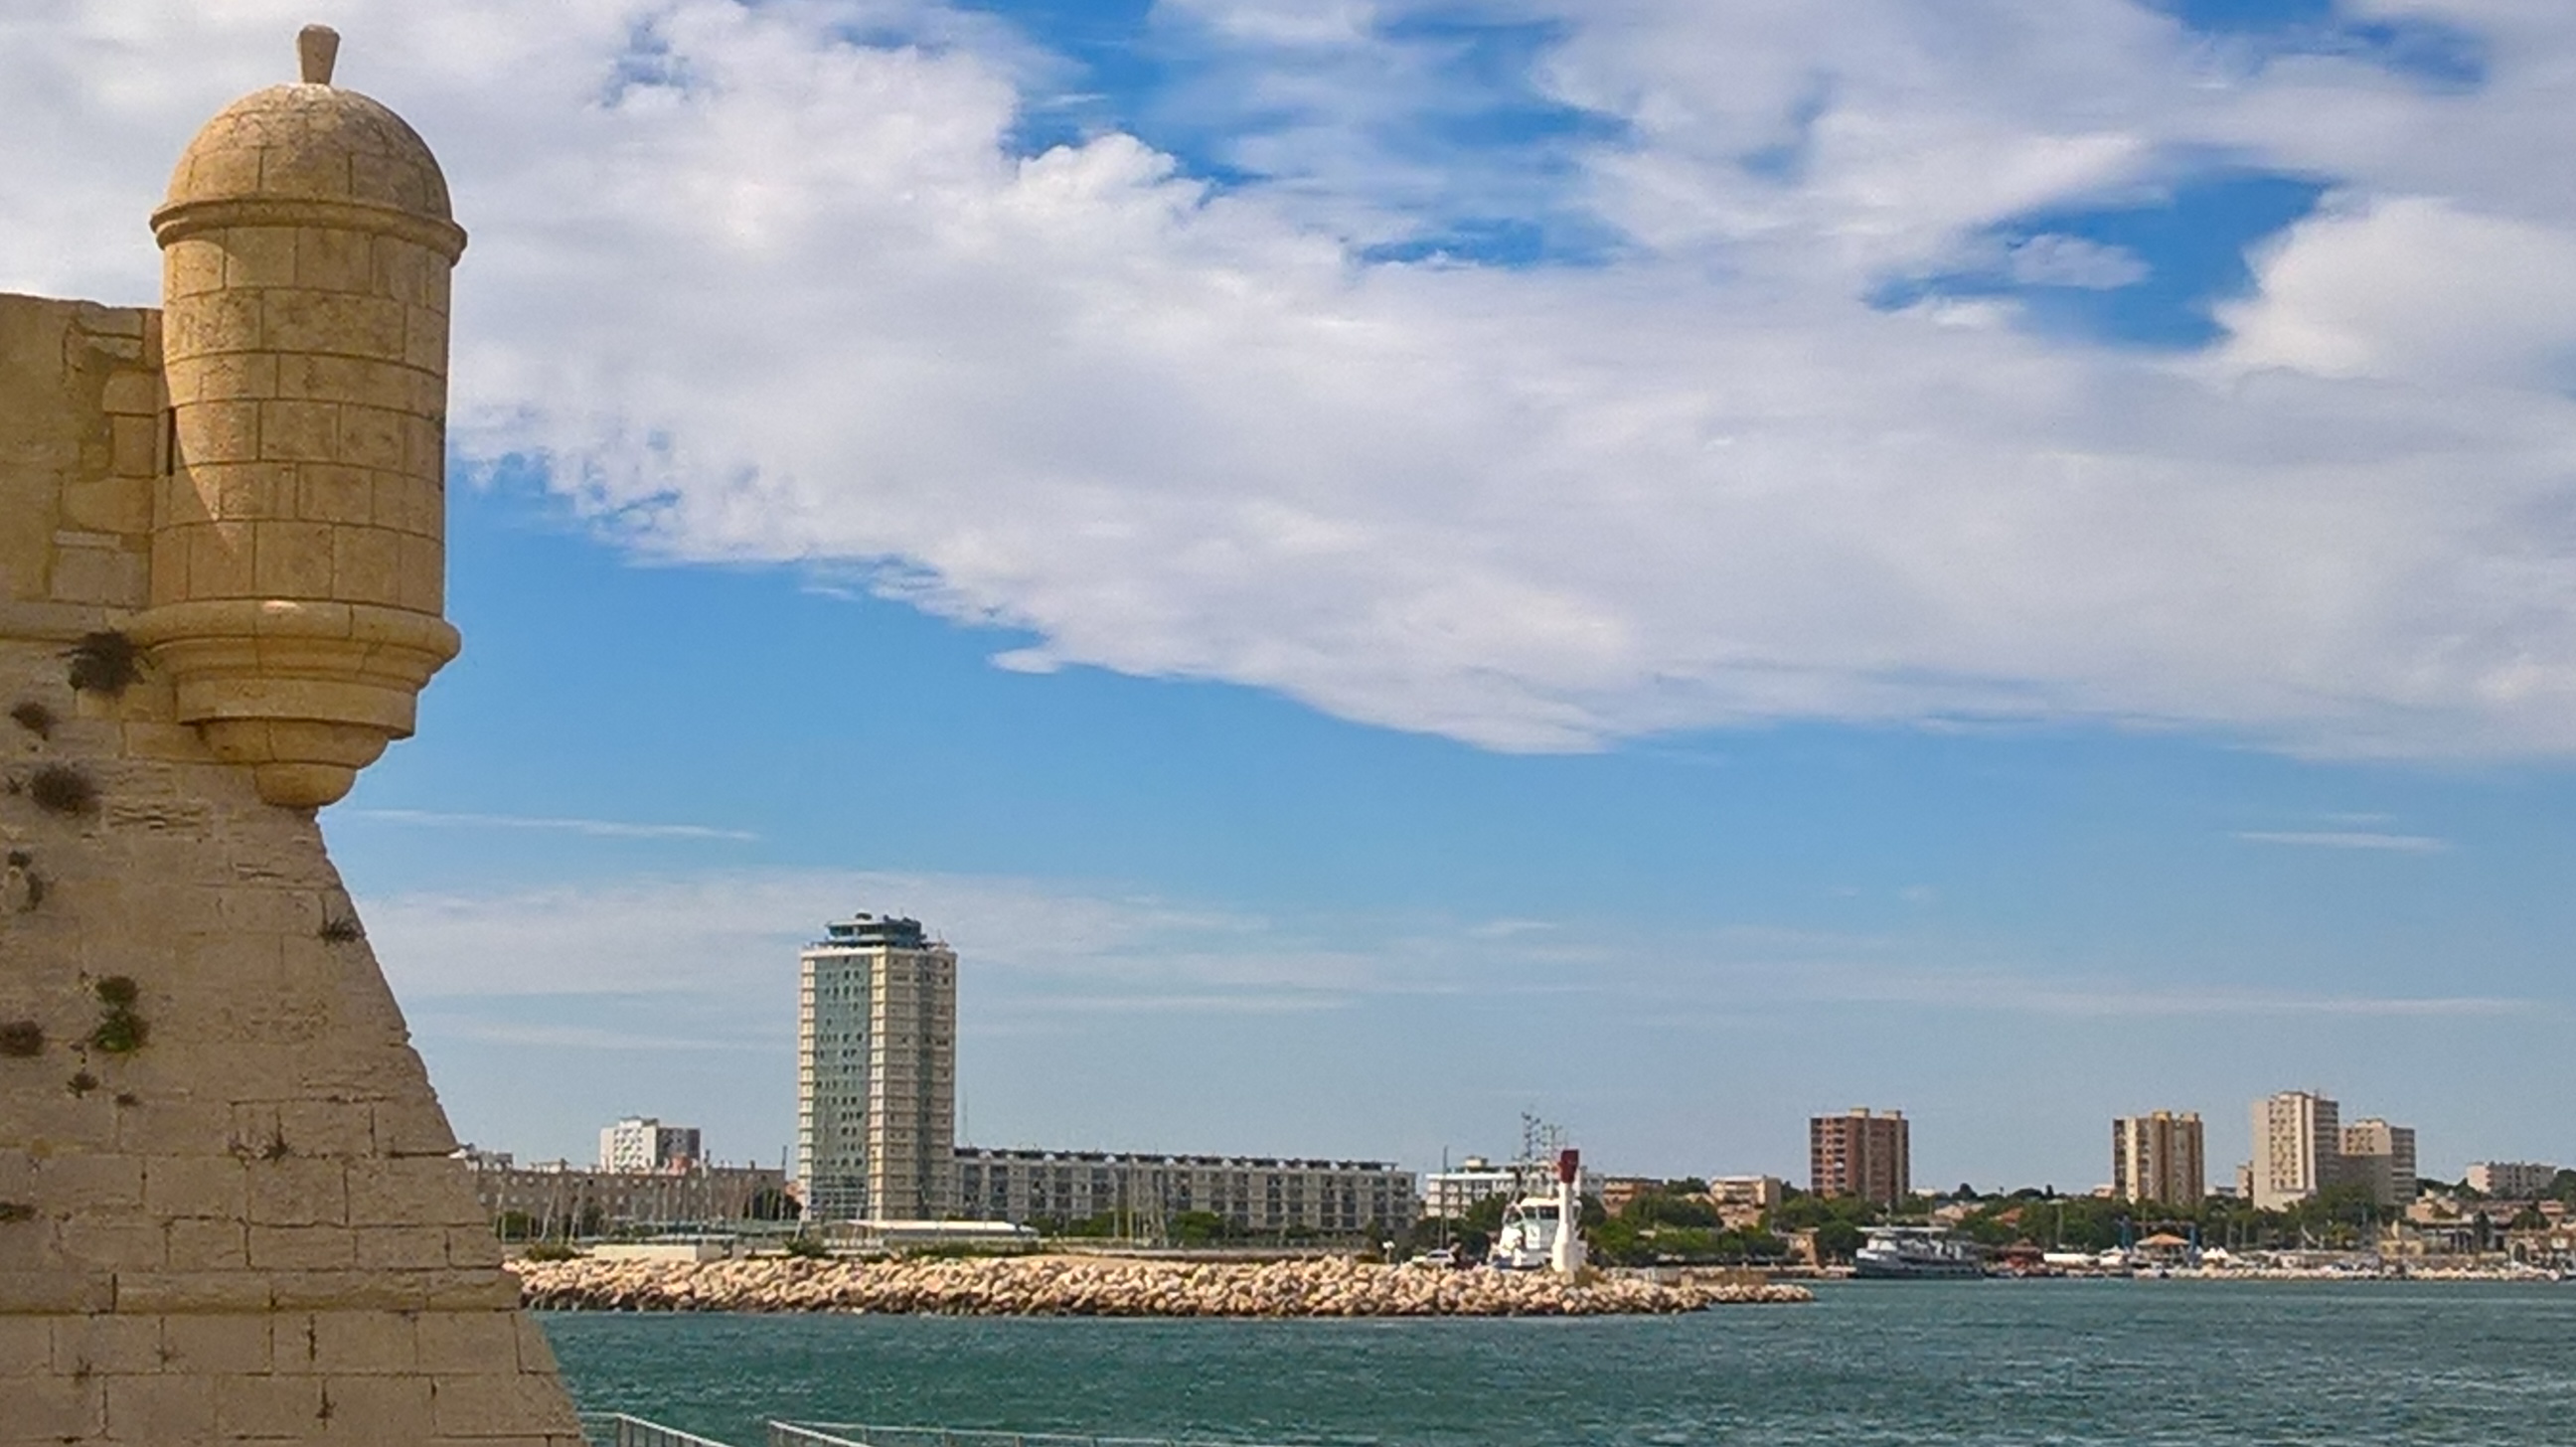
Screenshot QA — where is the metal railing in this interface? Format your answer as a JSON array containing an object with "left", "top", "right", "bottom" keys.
[
  {"left": 580, "top": 1411, "right": 742, "bottom": 1447},
  {"left": 771, "top": 1426, "right": 1292, "bottom": 1447}
]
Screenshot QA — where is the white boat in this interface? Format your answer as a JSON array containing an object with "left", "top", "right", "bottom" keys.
[
  {"left": 1852, "top": 1226, "right": 1985, "bottom": 1280},
  {"left": 1486, "top": 1195, "right": 1564, "bottom": 1271}
]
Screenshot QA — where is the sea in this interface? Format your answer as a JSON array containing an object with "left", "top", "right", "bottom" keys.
[{"left": 545, "top": 1279, "right": 2576, "bottom": 1446}]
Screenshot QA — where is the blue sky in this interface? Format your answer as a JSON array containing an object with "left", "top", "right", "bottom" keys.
[{"left": 7, "top": 0, "right": 2576, "bottom": 1191}]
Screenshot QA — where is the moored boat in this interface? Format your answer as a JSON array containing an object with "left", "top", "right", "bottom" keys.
[{"left": 1852, "top": 1226, "right": 1985, "bottom": 1279}]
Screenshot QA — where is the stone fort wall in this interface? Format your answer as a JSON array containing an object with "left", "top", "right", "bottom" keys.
[
  {"left": 0, "top": 31, "right": 585, "bottom": 1442},
  {"left": 0, "top": 291, "right": 579, "bottom": 1445}
]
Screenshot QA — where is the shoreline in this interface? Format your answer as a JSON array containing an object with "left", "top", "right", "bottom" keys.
[{"left": 515, "top": 1253, "right": 1814, "bottom": 1316}]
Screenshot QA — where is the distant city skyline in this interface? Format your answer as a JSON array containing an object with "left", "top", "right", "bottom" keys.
[{"left": 9, "top": 4, "right": 2572, "bottom": 1193}]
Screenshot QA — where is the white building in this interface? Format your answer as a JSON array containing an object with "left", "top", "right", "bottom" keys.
[
  {"left": 2339, "top": 1119, "right": 2418, "bottom": 1206},
  {"left": 797, "top": 913, "right": 957, "bottom": 1222},
  {"left": 597, "top": 1116, "right": 702, "bottom": 1174},
  {"left": 2467, "top": 1162, "right": 2560, "bottom": 1199},
  {"left": 1420, "top": 1156, "right": 1562, "bottom": 1219},
  {"left": 954, "top": 1148, "right": 1415, "bottom": 1236},
  {"left": 2253, "top": 1091, "right": 2340, "bottom": 1211}
]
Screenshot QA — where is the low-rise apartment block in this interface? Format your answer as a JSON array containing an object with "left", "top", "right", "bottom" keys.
[
  {"left": 2467, "top": 1162, "right": 2561, "bottom": 1199},
  {"left": 458, "top": 1148, "right": 787, "bottom": 1237},
  {"left": 1421, "top": 1156, "right": 1559, "bottom": 1219},
  {"left": 954, "top": 1147, "right": 1417, "bottom": 1235}
]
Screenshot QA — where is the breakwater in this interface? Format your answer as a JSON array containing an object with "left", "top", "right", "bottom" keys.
[{"left": 516, "top": 1254, "right": 1812, "bottom": 1316}]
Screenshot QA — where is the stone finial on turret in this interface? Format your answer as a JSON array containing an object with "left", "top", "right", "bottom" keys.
[
  {"left": 298, "top": 23, "right": 341, "bottom": 84},
  {"left": 130, "top": 27, "right": 465, "bottom": 808}
]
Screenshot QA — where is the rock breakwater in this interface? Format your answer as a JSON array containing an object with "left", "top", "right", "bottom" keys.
[{"left": 516, "top": 1254, "right": 1812, "bottom": 1317}]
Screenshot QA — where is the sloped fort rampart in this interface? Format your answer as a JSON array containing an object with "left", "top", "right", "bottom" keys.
[{"left": 0, "top": 27, "right": 581, "bottom": 1445}]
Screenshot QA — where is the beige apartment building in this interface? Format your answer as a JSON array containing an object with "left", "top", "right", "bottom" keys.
[
  {"left": 2468, "top": 1162, "right": 2560, "bottom": 1199},
  {"left": 2341, "top": 1118, "right": 2419, "bottom": 1206},
  {"left": 2253, "top": 1091, "right": 2340, "bottom": 1210},
  {"left": 955, "top": 1148, "right": 1416, "bottom": 1235},
  {"left": 798, "top": 913, "right": 959, "bottom": 1221},
  {"left": 1811, "top": 1108, "right": 1911, "bottom": 1205},
  {"left": 2112, "top": 1110, "right": 2206, "bottom": 1206}
]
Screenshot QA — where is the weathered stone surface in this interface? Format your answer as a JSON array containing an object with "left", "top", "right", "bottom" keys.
[{"left": 1, "top": 32, "right": 581, "bottom": 1445}]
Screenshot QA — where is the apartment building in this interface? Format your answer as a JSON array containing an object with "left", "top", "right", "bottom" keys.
[
  {"left": 2111, "top": 1110, "right": 2206, "bottom": 1206},
  {"left": 2467, "top": 1162, "right": 2560, "bottom": 1199},
  {"left": 797, "top": 913, "right": 958, "bottom": 1222},
  {"left": 2340, "top": 1118, "right": 2419, "bottom": 1206},
  {"left": 953, "top": 1148, "right": 1416, "bottom": 1235},
  {"left": 597, "top": 1116, "right": 702, "bottom": 1174},
  {"left": 1810, "top": 1108, "right": 1910, "bottom": 1205},
  {"left": 457, "top": 1148, "right": 785, "bottom": 1237},
  {"left": 2252, "top": 1091, "right": 2340, "bottom": 1211}
]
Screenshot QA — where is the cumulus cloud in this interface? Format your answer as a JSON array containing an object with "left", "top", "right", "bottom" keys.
[{"left": 9, "top": 1, "right": 2576, "bottom": 754}]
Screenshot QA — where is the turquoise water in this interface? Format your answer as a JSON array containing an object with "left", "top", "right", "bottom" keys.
[{"left": 543, "top": 1280, "right": 2576, "bottom": 1446}]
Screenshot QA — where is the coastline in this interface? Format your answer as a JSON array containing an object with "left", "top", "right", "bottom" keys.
[{"left": 515, "top": 1253, "right": 1814, "bottom": 1316}]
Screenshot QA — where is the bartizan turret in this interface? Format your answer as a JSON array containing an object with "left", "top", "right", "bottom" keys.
[{"left": 129, "top": 24, "right": 465, "bottom": 808}]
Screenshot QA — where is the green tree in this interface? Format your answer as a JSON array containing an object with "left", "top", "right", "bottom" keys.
[{"left": 1814, "top": 1219, "right": 1864, "bottom": 1260}]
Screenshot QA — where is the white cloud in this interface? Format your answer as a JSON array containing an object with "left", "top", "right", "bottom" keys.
[
  {"left": 345, "top": 809, "right": 758, "bottom": 841},
  {"left": 356, "top": 868, "right": 1373, "bottom": 1002},
  {"left": 2233, "top": 829, "right": 2451, "bottom": 853},
  {"left": 9, "top": 2, "right": 2576, "bottom": 754}
]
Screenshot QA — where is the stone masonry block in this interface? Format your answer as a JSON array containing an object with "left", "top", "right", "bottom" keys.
[
  {"left": 246, "top": 1158, "right": 348, "bottom": 1226},
  {"left": 108, "top": 415, "right": 158, "bottom": 478},
  {"left": 49, "top": 1313, "right": 162, "bottom": 1374},
  {"left": 249, "top": 1224, "right": 359, "bottom": 1271},
  {"left": 371, "top": 1095, "right": 459, "bottom": 1158},
  {"left": 294, "top": 227, "right": 375, "bottom": 293},
  {"left": 219, "top": 226, "right": 300, "bottom": 290},
  {"left": 510, "top": 1313, "right": 562, "bottom": 1375},
  {"left": 164, "top": 1217, "right": 251, "bottom": 1272},
  {"left": 0, "top": 1267, "right": 114, "bottom": 1313},
  {"left": 323, "top": 1374, "right": 435, "bottom": 1441},
  {"left": 347, "top": 1159, "right": 482, "bottom": 1227},
  {"left": 0, "top": 1375, "right": 102, "bottom": 1441},
  {"left": 31, "top": 1154, "right": 146, "bottom": 1212},
  {"left": 144, "top": 1155, "right": 249, "bottom": 1219},
  {"left": 330, "top": 525, "right": 402, "bottom": 605},
  {"left": 0, "top": 1315, "right": 52, "bottom": 1373},
  {"left": 306, "top": 1307, "right": 417, "bottom": 1372},
  {"left": 100, "top": 370, "right": 161, "bottom": 416},
  {"left": 353, "top": 1225, "right": 452, "bottom": 1271},
  {"left": 160, "top": 1312, "right": 274, "bottom": 1374},
  {"left": 253, "top": 518, "right": 338, "bottom": 596},
  {"left": 56, "top": 1215, "right": 168, "bottom": 1273},
  {"left": 430, "top": 1372, "right": 581, "bottom": 1439},
  {"left": 110, "top": 1269, "right": 270, "bottom": 1314},
  {"left": 63, "top": 477, "right": 154, "bottom": 536},
  {"left": 413, "top": 1312, "right": 524, "bottom": 1376},
  {"left": 276, "top": 1099, "right": 380, "bottom": 1159},
  {"left": 101, "top": 1372, "right": 218, "bottom": 1444},
  {"left": 216, "top": 1370, "right": 326, "bottom": 1438},
  {"left": 296, "top": 464, "right": 375, "bottom": 525}
]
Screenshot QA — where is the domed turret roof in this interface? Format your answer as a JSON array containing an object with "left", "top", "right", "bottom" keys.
[{"left": 154, "top": 27, "right": 462, "bottom": 254}]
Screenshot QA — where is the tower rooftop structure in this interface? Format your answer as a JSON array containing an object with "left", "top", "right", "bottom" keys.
[
  {"left": 128, "top": 22, "right": 467, "bottom": 808},
  {"left": 158, "top": 37, "right": 459, "bottom": 238}
]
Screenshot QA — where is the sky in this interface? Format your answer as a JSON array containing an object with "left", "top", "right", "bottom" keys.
[{"left": 4, "top": 0, "right": 2573, "bottom": 1193}]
